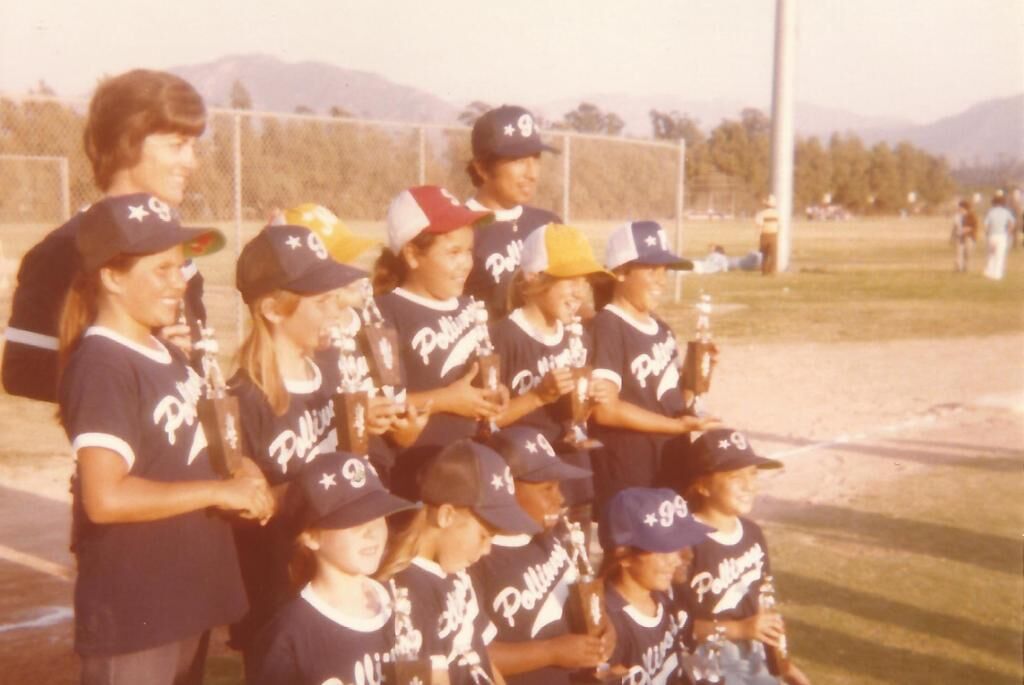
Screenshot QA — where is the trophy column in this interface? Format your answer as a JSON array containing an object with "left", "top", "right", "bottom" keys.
[
  {"left": 470, "top": 300, "right": 501, "bottom": 440},
  {"left": 329, "top": 326, "right": 371, "bottom": 457},
  {"left": 194, "top": 326, "right": 244, "bottom": 478},
  {"left": 560, "top": 516, "right": 612, "bottom": 681},
  {"left": 388, "top": 580, "right": 451, "bottom": 685},
  {"left": 758, "top": 576, "right": 791, "bottom": 677},
  {"left": 681, "top": 292, "right": 715, "bottom": 412},
  {"left": 560, "top": 315, "right": 602, "bottom": 450}
]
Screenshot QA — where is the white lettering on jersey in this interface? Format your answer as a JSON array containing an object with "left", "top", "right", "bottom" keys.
[
  {"left": 409, "top": 306, "right": 478, "bottom": 377},
  {"left": 437, "top": 572, "right": 485, "bottom": 664},
  {"left": 509, "top": 347, "right": 574, "bottom": 396},
  {"left": 152, "top": 367, "right": 204, "bottom": 462},
  {"left": 689, "top": 543, "right": 766, "bottom": 613},
  {"left": 318, "top": 651, "right": 385, "bottom": 685},
  {"left": 484, "top": 239, "right": 524, "bottom": 284},
  {"left": 491, "top": 542, "right": 573, "bottom": 633},
  {"left": 268, "top": 402, "right": 336, "bottom": 475},
  {"left": 629, "top": 337, "right": 677, "bottom": 390}
]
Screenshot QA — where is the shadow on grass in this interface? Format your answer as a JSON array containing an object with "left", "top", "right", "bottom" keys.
[
  {"left": 776, "top": 571, "right": 1020, "bottom": 663},
  {"left": 787, "top": 616, "right": 1019, "bottom": 685},
  {"left": 758, "top": 496, "right": 1019, "bottom": 575}
]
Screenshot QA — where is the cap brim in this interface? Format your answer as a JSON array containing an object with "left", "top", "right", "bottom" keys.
[
  {"left": 474, "top": 502, "right": 542, "bottom": 535},
  {"left": 639, "top": 517, "right": 716, "bottom": 553},
  {"left": 328, "top": 234, "right": 381, "bottom": 264},
  {"left": 631, "top": 252, "right": 694, "bottom": 271},
  {"left": 722, "top": 454, "right": 784, "bottom": 471},
  {"left": 315, "top": 489, "right": 420, "bottom": 530},
  {"left": 181, "top": 226, "right": 226, "bottom": 259},
  {"left": 286, "top": 260, "right": 368, "bottom": 294},
  {"left": 546, "top": 258, "right": 615, "bottom": 280},
  {"left": 425, "top": 207, "right": 493, "bottom": 235},
  {"left": 517, "top": 460, "right": 592, "bottom": 483}
]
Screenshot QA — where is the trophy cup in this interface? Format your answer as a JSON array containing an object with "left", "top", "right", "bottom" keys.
[
  {"left": 560, "top": 515, "right": 611, "bottom": 680},
  {"left": 758, "top": 576, "right": 791, "bottom": 677},
  {"left": 471, "top": 299, "right": 501, "bottom": 440},
  {"left": 357, "top": 279, "right": 402, "bottom": 391},
  {"left": 681, "top": 292, "right": 714, "bottom": 410},
  {"left": 329, "top": 325, "right": 371, "bottom": 457},
  {"left": 689, "top": 624, "right": 726, "bottom": 684},
  {"left": 388, "top": 580, "right": 451, "bottom": 685},
  {"left": 195, "top": 326, "right": 244, "bottom": 478},
  {"left": 560, "top": 315, "right": 602, "bottom": 450}
]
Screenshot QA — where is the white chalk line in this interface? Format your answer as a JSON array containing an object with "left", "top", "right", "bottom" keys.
[
  {"left": 0, "top": 606, "right": 73, "bottom": 634},
  {"left": 0, "top": 543, "right": 73, "bottom": 582}
]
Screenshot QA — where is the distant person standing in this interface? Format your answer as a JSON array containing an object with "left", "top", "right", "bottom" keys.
[
  {"left": 983, "top": 191, "right": 1015, "bottom": 280},
  {"left": 755, "top": 195, "right": 780, "bottom": 275},
  {"left": 952, "top": 200, "right": 978, "bottom": 273}
]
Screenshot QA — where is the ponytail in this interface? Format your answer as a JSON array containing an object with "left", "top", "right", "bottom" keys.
[
  {"left": 236, "top": 291, "right": 300, "bottom": 416},
  {"left": 371, "top": 233, "right": 438, "bottom": 295},
  {"left": 375, "top": 507, "right": 429, "bottom": 581}
]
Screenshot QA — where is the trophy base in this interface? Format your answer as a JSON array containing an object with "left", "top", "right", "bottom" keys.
[
  {"left": 197, "top": 396, "right": 244, "bottom": 478},
  {"left": 566, "top": 577, "right": 607, "bottom": 638},
  {"left": 391, "top": 658, "right": 451, "bottom": 685},
  {"left": 334, "top": 391, "right": 370, "bottom": 456},
  {"left": 681, "top": 341, "right": 714, "bottom": 395},
  {"left": 560, "top": 425, "right": 603, "bottom": 451}
]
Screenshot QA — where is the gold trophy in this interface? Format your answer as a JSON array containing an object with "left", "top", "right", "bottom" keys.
[
  {"left": 388, "top": 580, "right": 451, "bottom": 685},
  {"left": 560, "top": 315, "right": 601, "bottom": 450},
  {"left": 195, "top": 325, "right": 244, "bottom": 478},
  {"left": 329, "top": 325, "right": 371, "bottom": 457},
  {"left": 681, "top": 292, "right": 714, "bottom": 409},
  {"left": 689, "top": 624, "right": 726, "bottom": 684},
  {"left": 758, "top": 575, "right": 791, "bottom": 677},
  {"left": 471, "top": 299, "right": 501, "bottom": 440},
  {"left": 357, "top": 279, "right": 402, "bottom": 390},
  {"left": 560, "top": 515, "right": 611, "bottom": 680}
]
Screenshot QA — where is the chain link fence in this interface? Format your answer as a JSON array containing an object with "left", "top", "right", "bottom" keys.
[{"left": 1, "top": 95, "right": 685, "bottom": 351}]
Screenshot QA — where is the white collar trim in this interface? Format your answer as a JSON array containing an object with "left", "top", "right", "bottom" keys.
[
  {"left": 411, "top": 556, "right": 447, "bottom": 578},
  {"left": 623, "top": 599, "right": 664, "bottom": 628},
  {"left": 492, "top": 533, "right": 533, "bottom": 548},
  {"left": 300, "top": 581, "right": 392, "bottom": 632},
  {"left": 700, "top": 517, "right": 744, "bottom": 546},
  {"left": 466, "top": 197, "right": 523, "bottom": 222},
  {"left": 604, "top": 304, "right": 659, "bottom": 336},
  {"left": 84, "top": 326, "right": 172, "bottom": 364},
  {"left": 284, "top": 357, "right": 323, "bottom": 394},
  {"left": 509, "top": 308, "right": 564, "bottom": 346},
  {"left": 393, "top": 287, "right": 460, "bottom": 312}
]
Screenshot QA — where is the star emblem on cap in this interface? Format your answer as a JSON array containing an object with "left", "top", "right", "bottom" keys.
[
  {"left": 319, "top": 473, "right": 337, "bottom": 490},
  {"left": 644, "top": 513, "right": 657, "bottom": 527},
  {"left": 491, "top": 474, "right": 506, "bottom": 491},
  {"left": 286, "top": 235, "right": 301, "bottom": 250},
  {"left": 503, "top": 124, "right": 515, "bottom": 136},
  {"left": 645, "top": 235, "right": 657, "bottom": 247},
  {"left": 525, "top": 441, "right": 537, "bottom": 453},
  {"left": 127, "top": 205, "right": 149, "bottom": 222},
  {"left": 718, "top": 439, "right": 731, "bottom": 449}
]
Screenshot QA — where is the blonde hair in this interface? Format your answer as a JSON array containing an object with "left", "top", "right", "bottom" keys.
[
  {"left": 375, "top": 507, "right": 430, "bottom": 581},
  {"left": 236, "top": 291, "right": 301, "bottom": 416}
]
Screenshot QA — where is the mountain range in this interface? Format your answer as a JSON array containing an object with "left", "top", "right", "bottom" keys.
[{"left": 169, "top": 54, "right": 1023, "bottom": 165}]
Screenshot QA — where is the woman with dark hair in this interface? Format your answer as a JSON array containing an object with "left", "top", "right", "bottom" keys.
[{"left": 4, "top": 69, "right": 210, "bottom": 402}]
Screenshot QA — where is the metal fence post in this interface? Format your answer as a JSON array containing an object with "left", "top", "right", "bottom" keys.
[
  {"left": 673, "top": 139, "right": 687, "bottom": 303},
  {"left": 418, "top": 127, "right": 427, "bottom": 185},
  {"left": 58, "top": 157, "right": 70, "bottom": 221},
  {"left": 562, "top": 134, "right": 571, "bottom": 223},
  {"left": 233, "top": 113, "right": 243, "bottom": 346}
]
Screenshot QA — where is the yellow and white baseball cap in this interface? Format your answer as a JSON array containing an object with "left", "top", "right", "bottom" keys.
[
  {"left": 276, "top": 203, "right": 380, "bottom": 264},
  {"left": 520, "top": 223, "right": 612, "bottom": 279}
]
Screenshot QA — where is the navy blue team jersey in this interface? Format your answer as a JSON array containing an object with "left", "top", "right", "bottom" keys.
[
  {"left": 375, "top": 287, "right": 482, "bottom": 496},
  {"left": 3, "top": 210, "right": 205, "bottom": 402},
  {"left": 606, "top": 586, "right": 691, "bottom": 685},
  {"left": 677, "top": 518, "right": 771, "bottom": 626},
  {"left": 463, "top": 200, "right": 560, "bottom": 318},
  {"left": 589, "top": 305, "right": 687, "bottom": 512},
  {"left": 58, "top": 327, "right": 246, "bottom": 656},
  {"left": 249, "top": 582, "right": 395, "bottom": 685},
  {"left": 391, "top": 557, "right": 497, "bottom": 685},
  {"left": 471, "top": 531, "right": 577, "bottom": 685}
]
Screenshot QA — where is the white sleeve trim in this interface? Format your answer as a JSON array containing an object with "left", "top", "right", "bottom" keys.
[
  {"left": 3, "top": 327, "right": 59, "bottom": 350},
  {"left": 72, "top": 433, "right": 135, "bottom": 469},
  {"left": 592, "top": 368, "right": 622, "bottom": 390},
  {"left": 482, "top": 620, "right": 498, "bottom": 645}
]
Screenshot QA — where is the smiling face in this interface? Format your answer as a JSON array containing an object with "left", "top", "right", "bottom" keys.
[
  {"left": 704, "top": 465, "right": 759, "bottom": 518},
  {"left": 274, "top": 290, "right": 338, "bottom": 356},
  {"left": 533, "top": 276, "right": 587, "bottom": 325},
  {"left": 403, "top": 227, "right": 475, "bottom": 301},
  {"left": 311, "top": 516, "right": 389, "bottom": 577},
  {"left": 623, "top": 550, "right": 683, "bottom": 593},
  {"left": 476, "top": 154, "right": 541, "bottom": 208},
  {"left": 514, "top": 479, "right": 565, "bottom": 531},
  {"left": 105, "top": 244, "right": 187, "bottom": 330},
  {"left": 115, "top": 132, "right": 198, "bottom": 206},
  {"left": 616, "top": 264, "right": 667, "bottom": 314}
]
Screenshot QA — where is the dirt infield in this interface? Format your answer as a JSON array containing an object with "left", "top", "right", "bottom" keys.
[{"left": 0, "top": 333, "right": 1020, "bottom": 683}]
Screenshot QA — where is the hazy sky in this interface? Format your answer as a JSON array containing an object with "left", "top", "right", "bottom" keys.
[{"left": 2, "top": 0, "right": 1022, "bottom": 124}]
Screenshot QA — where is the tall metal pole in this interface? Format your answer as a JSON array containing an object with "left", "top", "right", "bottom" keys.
[
  {"left": 771, "top": 0, "right": 797, "bottom": 272},
  {"left": 673, "top": 139, "right": 686, "bottom": 303},
  {"left": 418, "top": 127, "right": 427, "bottom": 185},
  {"left": 562, "top": 134, "right": 571, "bottom": 223},
  {"left": 233, "top": 113, "right": 244, "bottom": 345}
]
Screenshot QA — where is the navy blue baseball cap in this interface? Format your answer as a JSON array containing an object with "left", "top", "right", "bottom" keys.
[
  {"left": 76, "top": 193, "right": 225, "bottom": 271},
  {"left": 471, "top": 105, "right": 559, "bottom": 160},
  {"left": 300, "top": 451, "right": 418, "bottom": 530},
  {"left": 418, "top": 439, "right": 542, "bottom": 535},
  {"left": 678, "top": 428, "right": 783, "bottom": 492},
  {"left": 599, "top": 487, "right": 714, "bottom": 553},
  {"left": 488, "top": 427, "right": 591, "bottom": 483},
  {"left": 236, "top": 224, "right": 368, "bottom": 304},
  {"left": 605, "top": 221, "right": 693, "bottom": 271}
]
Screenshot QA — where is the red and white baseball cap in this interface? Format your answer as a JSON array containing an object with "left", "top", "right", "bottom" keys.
[{"left": 386, "top": 185, "right": 492, "bottom": 253}]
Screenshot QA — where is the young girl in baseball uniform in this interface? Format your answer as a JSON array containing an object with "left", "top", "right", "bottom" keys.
[
  {"left": 376, "top": 439, "right": 541, "bottom": 684},
  {"left": 57, "top": 193, "right": 273, "bottom": 685},
  {"left": 676, "top": 429, "right": 811, "bottom": 685},
  {"left": 248, "top": 450, "right": 418, "bottom": 685},
  {"left": 372, "top": 185, "right": 508, "bottom": 498},
  {"left": 588, "top": 221, "right": 718, "bottom": 517},
  {"left": 599, "top": 487, "right": 713, "bottom": 685}
]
